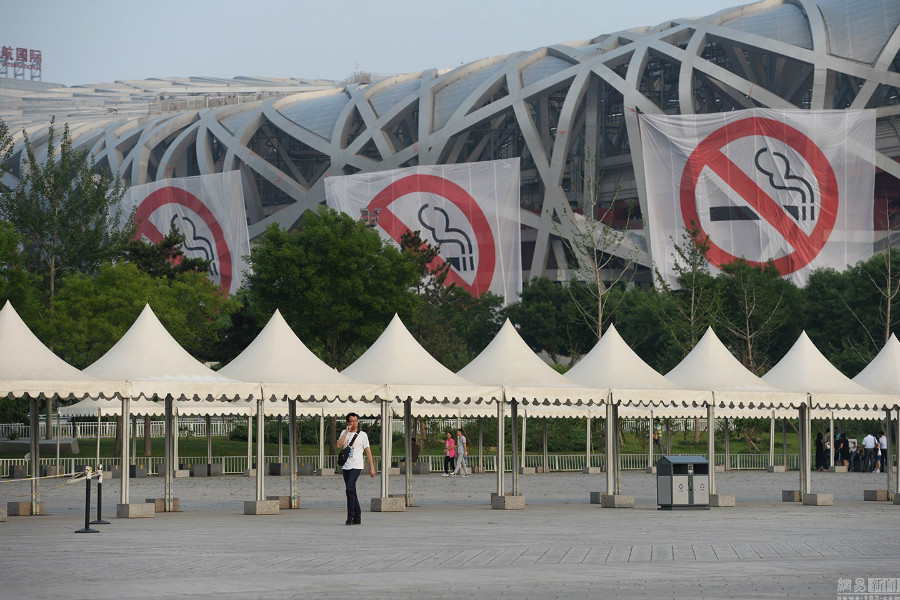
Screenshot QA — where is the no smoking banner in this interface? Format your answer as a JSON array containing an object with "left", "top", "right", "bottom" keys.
[
  {"left": 640, "top": 108, "right": 876, "bottom": 288},
  {"left": 121, "top": 172, "right": 251, "bottom": 295},
  {"left": 325, "top": 159, "right": 522, "bottom": 304}
]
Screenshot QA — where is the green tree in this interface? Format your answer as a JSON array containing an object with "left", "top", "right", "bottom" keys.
[
  {"left": 41, "top": 262, "right": 236, "bottom": 368},
  {"left": 503, "top": 277, "right": 594, "bottom": 363},
  {"left": 0, "top": 119, "right": 133, "bottom": 305},
  {"left": 243, "top": 208, "right": 421, "bottom": 369},
  {"left": 123, "top": 226, "right": 211, "bottom": 279},
  {"left": 714, "top": 259, "right": 800, "bottom": 374},
  {"left": 0, "top": 220, "right": 41, "bottom": 324}
]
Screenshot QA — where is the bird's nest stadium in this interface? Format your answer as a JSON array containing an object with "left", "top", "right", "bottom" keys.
[{"left": 2, "top": 0, "right": 900, "bottom": 285}]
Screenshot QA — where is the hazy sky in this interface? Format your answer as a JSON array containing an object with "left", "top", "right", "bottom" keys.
[{"left": 4, "top": 0, "right": 741, "bottom": 86}]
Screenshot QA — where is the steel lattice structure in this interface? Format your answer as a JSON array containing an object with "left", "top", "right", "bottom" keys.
[{"left": 3, "top": 0, "right": 900, "bottom": 283}]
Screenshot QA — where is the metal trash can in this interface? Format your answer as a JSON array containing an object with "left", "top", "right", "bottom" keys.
[{"left": 656, "top": 455, "right": 710, "bottom": 510}]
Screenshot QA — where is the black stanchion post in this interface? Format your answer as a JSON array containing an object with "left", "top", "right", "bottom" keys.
[
  {"left": 76, "top": 470, "right": 99, "bottom": 534},
  {"left": 91, "top": 477, "right": 109, "bottom": 525}
]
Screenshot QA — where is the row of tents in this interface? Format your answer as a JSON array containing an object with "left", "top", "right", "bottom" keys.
[{"left": 1, "top": 299, "right": 898, "bottom": 514}]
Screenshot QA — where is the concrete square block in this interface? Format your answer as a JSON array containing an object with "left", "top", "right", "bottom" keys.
[
  {"left": 243, "top": 500, "right": 280, "bottom": 515},
  {"left": 7, "top": 501, "right": 45, "bottom": 516},
  {"left": 645, "top": 466, "right": 657, "bottom": 474},
  {"left": 491, "top": 493, "right": 526, "bottom": 510},
  {"left": 470, "top": 466, "right": 487, "bottom": 474},
  {"left": 268, "top": 463, "right": 290, "bottom": 476},
  {"left": 243, "top": 468, "right": 256, "bottom": 477},
  {"left": 266, "top": 495, "right": 299, "bottom": 509},
  {"left": 0, "top": 505, "right": 6, "bottom": 522},
  {"left": 582, "top": 467, "right": 603, "bottom": 474},
  {"left": 370, "top": 496, "right": 406, "bottom": 512},
  {"left": 174, "top": 470, "right": 191, "bottom": 478},
  {"left": 714, "top": 465, "right": 725, "bottom": 473},
  {"left": 864, "top": 489, "right": 890, "bottom": 501},
  {"left": 601, "top": 494, "right": 635, "bottom": 508},
  {"left": 386, "top": 467, "right": 401, "bottom": 476},
  {"left": 767, "top": 465, "right": 786, "bottom": 473},
  {"left": 315, "top": 468, "right": 340, "bottom": 476},
  {"left": 894, "top": 494, "right": 900, "bottom": 505},
  {"left": 782, "top": 490, "right": 801, "bottom": 502},
  {"left": 189, "top": 464, "right": 208, "bottom": 477},
  {"left": 389, "top": 493, "right": 412, "bottom": 506},
  {"left": 828, "top": 466, "right": 848, "bottom": 473},
  {"left": 144, "top": 498, "right": 180, "bottom": 512},
  {"left": 709, "top": 494, "right": 735, "bottom": 507},
  {"left": 802, "top": 493, "right": 833, "bottom": 506},
  {"left": 589, "top": 492, "right": 604, "bottom": 504},
  {"left": 518, "top": 467, "right": 537, "bottom": 475},
  {"left": 297, "top": 463, "right": 316, "bottom": 476},
  {"left": 8, "top": 465, "right": 28, "bottom": 479},
  {"left": 208, "top": 464, "right": 223, "bottom": 477},
  {"left": 40, "top": 465, "right": 63, "bottom": 477},
  {"left": 116, "top": 503, "right": 155, "bottom": 518}
]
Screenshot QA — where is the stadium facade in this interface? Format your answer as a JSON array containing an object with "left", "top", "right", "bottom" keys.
[{"left": 2, "top": 0, "right": 900, "bottom": 285}]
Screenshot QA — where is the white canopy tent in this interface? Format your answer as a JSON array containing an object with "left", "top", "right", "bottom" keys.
[
  {"left": 850, "top": 334, "right": 900, "bottom": 497},
  {"left": 458, "top": 319, "right": 605, "bottom": 500},
  {"left": 341, "top": 314, "right": 499, "bottom": 509},
  {"left": 217, "top": 310, "right": 382, "bottom": 510},
  {"left": 665, "top": 328, "right": 806, "bottom": 500},
  {"left": 565, "top": 324, "right": 711, "bottom": 493},
  {"left": 83, "top": 304, "right": 258, "bottom": 512},
  {"left": 762, "top": 331, "right": 897, "bottom": 496},
  {"left": 0, "top": 301, "right": 122, "bottom": 514}
]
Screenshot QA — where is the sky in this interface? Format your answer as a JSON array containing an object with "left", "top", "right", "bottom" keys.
[{"left": 3, "top": 0, "right": 742, "bottom": 87}]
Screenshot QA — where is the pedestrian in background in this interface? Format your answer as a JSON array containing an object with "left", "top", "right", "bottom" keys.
[
  {"left": 442, "top": 432, "right": 456, "bottom": 477},
  {"left": 451, "top": 428, "right": 470, "bottom": 477}
]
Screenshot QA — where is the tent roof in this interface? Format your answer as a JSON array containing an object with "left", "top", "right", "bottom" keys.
[
  {"left": 457, "top": 319, "right": 603, "bottom": 406},
  {"left": 84, "top": 304, "right": 257, "bottom": 401},
  {"left": 763, "top": 331, "right": 896, "bottom": 410},
  {"left": 0, "top": 301, "right": 120, "bottom": 399},
  {"left": 217, "top": 310, "right": 381, "bottom": 403},
  {"left": 341, "top": 314, "right": 497, "bottom": 404},
  {"left": 666, "top": 328, "right": 804, "bottom": 409},
  {"left": 565, "top": 324, "right": 709, "bottom": 407},
  {"left": 852, "top": 334, "right": 900, "bottom": 409}
]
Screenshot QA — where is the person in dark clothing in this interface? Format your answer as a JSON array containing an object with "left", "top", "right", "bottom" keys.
[{"left": 815, "top": 432, "right": 827, "bottom": 471}]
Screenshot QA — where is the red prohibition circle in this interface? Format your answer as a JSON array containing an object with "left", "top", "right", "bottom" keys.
[
  {"left": 134, "top": 187, "right": 233, "bottom": 292},
  {"left": 366, "top": 174, "right": 496, "bottom": 297},
  {"left": 679, "top": 116, "right": 839, "bottom": 275}
]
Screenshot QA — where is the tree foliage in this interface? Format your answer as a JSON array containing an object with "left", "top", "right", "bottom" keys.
[
  {"left": 0, "top": 119, "right": 133, "bottom": 304},
  {"left": 242, "top": 208, "right": 421, "bottom": 369},
  {"left": 40, "top": 262, "right": 235, "bottom": 368},
  {"left": 123, "top": 226, "right": 211, "bottom": 279}
]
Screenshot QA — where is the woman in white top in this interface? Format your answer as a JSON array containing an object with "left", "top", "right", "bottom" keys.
[
  {"left": 337, "top": 413, "right": 376, "bottom": 525},
  {"left": 451, "top": 428, "right": 470, "bottom": 477}
]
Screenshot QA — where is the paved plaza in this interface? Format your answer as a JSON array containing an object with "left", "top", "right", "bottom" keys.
[{"left": 1, "top": 470, "right": 898, "bottom": 599}]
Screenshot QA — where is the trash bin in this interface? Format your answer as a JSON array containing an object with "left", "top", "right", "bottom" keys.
[{"left": 656, "top": 455, "right": 710, "bottom": 510}]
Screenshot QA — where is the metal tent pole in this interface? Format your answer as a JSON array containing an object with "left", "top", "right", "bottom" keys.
[
  {"left": 648, "top": 410, "right": 654, "bottom": 470},
  {"left": 164, "top": 395, "right": 174, "bottom": 511},
  {"left": 121, "top": 396, "right": 131, "bottom": 505},
  {"left": 707, "top": 401, "right": 716, "bottom": 496},
  {"left": 605, "top": 403, "right": 614, "bottom": 494},
  {"left": 205, "top": 415, "right": 212, "bottom": 468},
  {"left": 380, "top": 400, "right": 389, "bottom": 498},
  {"left": 885, "top": 409, "right": 894, "bottom": 498},
  {"left": 289, "top": 399, "right": 298, "bottom": 509},
  {"left": 829, "top": 413, "right": 835, "bottom": 469},
  {"left": 95, "top": 412, "right": 101, "bottom": 471},
  {"left": 318, "top": 415, "right": 325, "bottom": 474},
  {"left": 511, "top": 400, "right": 519, "bottom": 496},
  {"left": 520, "top": 412, "right": 526, "bottom": 471},
  {"left": 585, "top": 417, "right": 592, "bottom": 471},
  {"left": 277, "top": 415, "right": 283, "bottom": 464},
  {"left": 614, "top": 404, "right": 621, "bottom": 495},
  {"left": 496, "top": 394, "right": 505, "bottom": 497},
  {"left": 255, "top": 398, "right": 265, "bottom": 501},
  {"left": 769, "top": 411, "right": 775, "bottom": 468},
  {"left": 404, "top": 399, "right": 412, "bottom": 507},
  {"left": 246, "top": 415, "right": 252, "bottom": 473},
  {"left": 542, "top": 418, "right": 548, "bottom": 474},
  {"left": 478, "top": 417, "right": 484, "bottom": 474},
  {"left": 30, "top": 396, "right": 40, "bottom": 514}
]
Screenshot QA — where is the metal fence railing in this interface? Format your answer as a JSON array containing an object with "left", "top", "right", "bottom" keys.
[{"left": 1, "top": 453, "right": 807, "bottom": 478}]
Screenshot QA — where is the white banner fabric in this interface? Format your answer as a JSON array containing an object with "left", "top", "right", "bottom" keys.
[
  {"left": 121, "top": 171, "right": 250, "bottom": 295},
  {"left": 639, "top": 108, "right": 876, "bottom": 287},
  {"left": 324, "top": 158, "right": 522, "bottom": 303}
]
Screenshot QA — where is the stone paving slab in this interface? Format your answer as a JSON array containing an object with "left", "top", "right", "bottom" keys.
[{"left": 0, "top": 471, "right": 897, "bottom": 599}]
